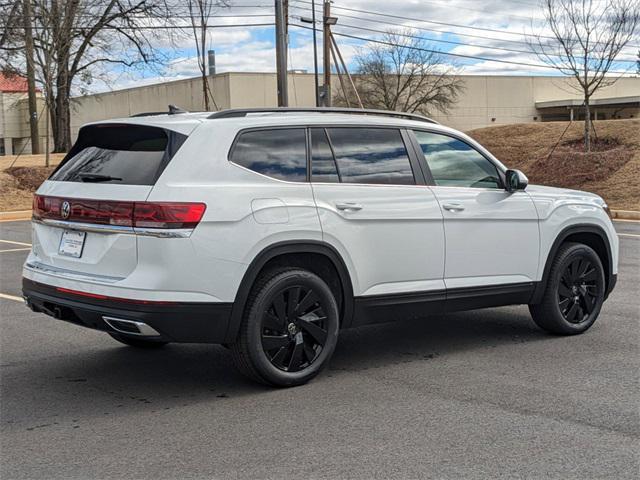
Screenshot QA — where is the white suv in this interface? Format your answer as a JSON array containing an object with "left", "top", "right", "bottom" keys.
[{"left": 23, "top": 107, "right": 618, "bottom": 387}]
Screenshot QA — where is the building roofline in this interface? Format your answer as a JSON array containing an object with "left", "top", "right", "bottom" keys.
[{"left": 536, "top": 95, "right": 640, "bottom": 109}]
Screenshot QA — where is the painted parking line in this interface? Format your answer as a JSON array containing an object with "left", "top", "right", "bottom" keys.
[
  {"left": 0, "top": 292, "right": 23, "bottom": 302},
  {"left": 0, "top": 248, "right": 31, "bottom": 253},
  {"left": 0, "top": 239, "right": 31, "bottom": 247},
  {"left": 618, "top": 233, "right": 640, "bottom": 238}
]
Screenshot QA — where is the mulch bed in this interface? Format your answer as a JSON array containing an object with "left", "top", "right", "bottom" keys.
[
  {"left": 525, "top": 137, "right": 634, "bottom": 190},
  {"left": 4, "top": 166, "right": 56, "bottom": 192}
]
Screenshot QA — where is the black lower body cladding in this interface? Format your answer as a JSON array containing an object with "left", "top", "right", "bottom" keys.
[{"left": 22, "top": 278, "right": 232, "bottom": 343}]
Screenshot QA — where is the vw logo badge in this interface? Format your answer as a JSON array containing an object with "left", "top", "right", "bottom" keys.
[{"left": 61, "top": 201, "right": 71, "bottom": 220}]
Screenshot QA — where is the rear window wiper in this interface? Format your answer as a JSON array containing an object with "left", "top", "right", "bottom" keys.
[{"left": 77, "top": 172, "right": 123, "bottom": 182}]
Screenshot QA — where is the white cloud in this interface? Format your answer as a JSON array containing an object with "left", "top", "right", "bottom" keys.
[{"left": 85, "top": 0, "right": 639, "bottom": 93}]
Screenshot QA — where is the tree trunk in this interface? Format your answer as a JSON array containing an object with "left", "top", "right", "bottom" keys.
[
  {"left": 202, "top": 70, "right": 210, "bottom": 111},
  {"left": 23, "top": 0, "right": 40, "bottom": 154},
  {"left": 53, "top": 76, "right": 72, "bottom": 152},
  {"left": 584, "top": 95, "right": 591, "bottom": 153}
]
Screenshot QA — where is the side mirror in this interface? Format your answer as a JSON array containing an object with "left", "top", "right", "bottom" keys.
[{"left": 505, "top": 169, "right": 528, "bottom": 192}]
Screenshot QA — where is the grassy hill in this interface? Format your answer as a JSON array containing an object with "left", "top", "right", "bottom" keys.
[{"left": 468, "top": 119, "right": 640, "bottom": 210}]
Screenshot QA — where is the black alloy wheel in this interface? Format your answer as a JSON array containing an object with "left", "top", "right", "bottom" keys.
[
  {"left": 261, "top": 285, "right": 328, "bottom": 372},
  {"left": 557, "top": 256, "right": 599, "bottom": 323},
  {"left": 529, "top": 242, "right": 605, "bottom": 335},
  {"left": 231, "top": 268, "right": 339, "bottom": 387}
]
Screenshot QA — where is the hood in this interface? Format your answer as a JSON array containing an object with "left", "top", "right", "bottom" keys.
[{"left": 526, "top": 184, "right": 605, "bottom": 205}]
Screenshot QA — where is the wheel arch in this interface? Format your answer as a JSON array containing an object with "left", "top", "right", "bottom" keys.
[
  {"left": 224, "top": 241, "right": 355, "bottom": 343},
  {"left": 531, "top": 224, "right": 614, "bottom": 304}
]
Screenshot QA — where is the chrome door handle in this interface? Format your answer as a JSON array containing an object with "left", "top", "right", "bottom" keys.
[
  {"left": 336, "top": 202, "right": 363, "bottom": 212},
  {"left": 442, "top": 203, "right": 465, "bottom": 212}
]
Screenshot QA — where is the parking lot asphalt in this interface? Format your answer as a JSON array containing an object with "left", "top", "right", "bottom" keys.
[{"left": 1, "top": 220, "right": 638, "bottom": 479}]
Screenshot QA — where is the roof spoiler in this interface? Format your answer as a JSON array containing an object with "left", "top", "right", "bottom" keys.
[{"left": 131, "top": 105, "right": 188, "bottom": 117}]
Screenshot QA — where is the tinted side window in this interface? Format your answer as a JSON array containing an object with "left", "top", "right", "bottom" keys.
[
  {"left": 310, "top": 128, "right": 339, "bottom": 183},
  {"left": 413, "top": 131, "right": 502, "bottom": 189},
  {"left": 326, "top": 128, "right": 415, "bottom": 185},
  {"left": 230, "top": 128, "right": 307, "bottom": 182}
]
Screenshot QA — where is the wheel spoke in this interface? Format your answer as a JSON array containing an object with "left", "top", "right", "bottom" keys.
[
  {"left": 583, "top": 285, "right": 598, "bottom": 298},
  {"left": 558, "top": 283, "right": 572, "bottom": 299},
  {"left": 264, "top": 311, "right": 284, "bottom": 331},
  {"left": 286, "top": 287, "right": 300, "bottom": 320},
  {"left": 262, "top": 334, "right": 289, "bottom": 351},
  {"left": 566, "top": 303, "right": 579, "bottom": 323},
  {"left": 303, "top": 342, "right": 317, "bottom": 363},
  {"left": 271, "top": 346, "right": 290, "bottom": 368},
  {"left": 272, "top": 293, "right": 287, "bottom": 324},
  {"left": 287, "top": 341, "right": 304, "bottom": 372},
  {"left": 569, "top": 259, "right": 581, "bottom": 281},
  {"left": 558, "top": 297, "right": 571, "bottom": 311},
  {"left": 577, "top": 260, "right": 591, "bottom": 278},
  {"left": 298, "top": 318, "right": 328, "bottom": 345},
  {"left": 579, "top": 293, "right": 594, "bottom": 314},
  {"left": 295, "top": 289, "right": 320, "bottom": 315},
  {"left": 580, "top": 268, "right": 598, "bottom": 282}
]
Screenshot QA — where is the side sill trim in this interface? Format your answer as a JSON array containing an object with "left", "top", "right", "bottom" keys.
[
  {"left": 32, "top": 218, "right": 193, "bottom": 238},
  {"left": 352, "top": 282, "right": 536, "bottom": 327}
]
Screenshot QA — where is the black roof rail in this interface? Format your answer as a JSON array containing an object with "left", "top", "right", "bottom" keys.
[
  {"left": 131, "top": 104, "right": 188, "bottom": 117},
  {"left": 206, "top": 107, "right": 439, "bottom": 124}
]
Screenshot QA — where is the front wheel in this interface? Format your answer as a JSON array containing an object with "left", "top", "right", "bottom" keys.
[
  {"left": 529, "top": 242, "right": 605, "bottom": 335},
  {"left": 231, "top": 268, "right": 340, "bottom": 387}
]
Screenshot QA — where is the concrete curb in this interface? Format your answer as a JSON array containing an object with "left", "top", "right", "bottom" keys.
[
  {"left": 611, "top": 210, "right": 640, "bottom": 221},
  {"left": 0, "top": 210, "right": 31, "bottom": 222}
]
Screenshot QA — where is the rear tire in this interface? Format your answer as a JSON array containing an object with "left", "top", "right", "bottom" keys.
[
  {"left": 108, "top": 332, "right": 168, "bottom": 349},
  {"left": 529, "top": 242, "right": 605, "bottom": 335},
  {"left": 230, "top": 268, "right": 339, "bottom": 387}
]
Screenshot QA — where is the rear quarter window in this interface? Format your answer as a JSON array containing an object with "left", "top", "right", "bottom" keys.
[
  {"left": 229, "top": 128, "right": 307, "bottom": 182},
  {"left": 50, "top": 124, "right": 187, "bottom": 186}
]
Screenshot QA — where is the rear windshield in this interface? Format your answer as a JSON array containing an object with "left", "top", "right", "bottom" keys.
[{"left": 50, "top": 124, "right": 187, "bottom": 185}]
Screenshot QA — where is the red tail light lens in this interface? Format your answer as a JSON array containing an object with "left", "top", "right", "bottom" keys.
[
  {"left": 133, "top": 202, "right": 207, "bottom": 229},
  {"left": 33, "top": 195, "right": 206, "bottom": 230}
]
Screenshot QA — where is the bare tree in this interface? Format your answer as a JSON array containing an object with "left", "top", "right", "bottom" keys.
[
  {"left": 1, "top": 1, "right": 175, "bottom": 152},
  {"left": 338, "top": 29, "right": 463, "bottom": 116},
  {"left": 186, "top": 0, "right": 228, "bottom": 111},
  {"left": 529, "top": 0, "right": 639, "bottom": 151}
]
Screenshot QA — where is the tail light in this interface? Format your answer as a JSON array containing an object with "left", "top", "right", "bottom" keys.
[{"left": 33, "top": 195, "right": 206, "bottom": 229}]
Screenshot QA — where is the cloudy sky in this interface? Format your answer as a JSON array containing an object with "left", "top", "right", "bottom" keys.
[{"left": 97, "top": 0, "right": 639, "bottom": 93}]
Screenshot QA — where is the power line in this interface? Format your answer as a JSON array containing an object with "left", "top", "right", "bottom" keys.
[
  {"left": 290, "top": 3, "right": 540, "bottom": 49},
  {"left": 292, "top": 23, "right": 636, "bottom": 75},
  {"left": 3, "top": 22, "right": 276, "bottom": 32},
  {"left": 315, "top": 20, "right": 638, "bottom": 65},
  {"left": 292, "top": 0, "right": 640, "bottom": 50},
  {"left": 291, "top": 5, "right": 639, "bottom": 55}
]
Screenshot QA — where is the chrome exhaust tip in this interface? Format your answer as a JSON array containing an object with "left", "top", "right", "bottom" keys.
[{"left": 102, "top": 316, "right": 161, "bottom": 337}]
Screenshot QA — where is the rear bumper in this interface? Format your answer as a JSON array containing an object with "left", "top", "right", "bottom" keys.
[{"left": 22, "top": 278, "right": 232, "bottom": 343}]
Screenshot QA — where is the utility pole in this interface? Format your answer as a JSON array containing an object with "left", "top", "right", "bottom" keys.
[
  {"left": 22, "top": 0, "right": 40, "bottom": 154},
  {"left": 299, "top": 1, "right": 320, "bottom": 106},
  {"left": 274, "top": 0, "right": 289, "bottom": 107},
  {"left": 311, "top": 0, "right": 319, "bottom": 106},
  {"left": 321, "top": 1, "right": 337, "bottom": 107}
]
